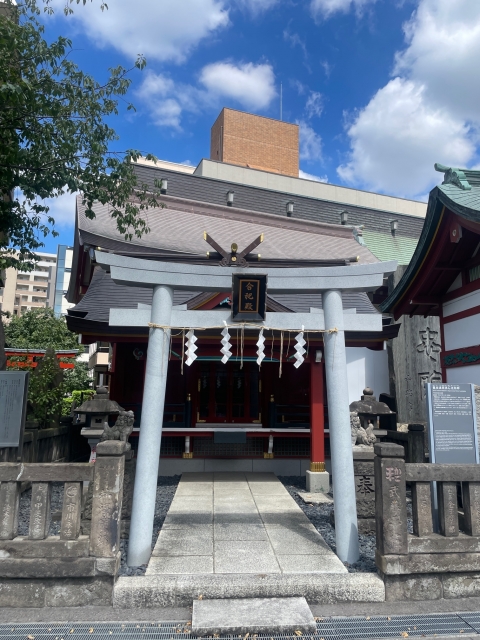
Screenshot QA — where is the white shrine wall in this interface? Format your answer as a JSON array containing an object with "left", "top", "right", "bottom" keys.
[
  {"left": 346, "top": 347, "right": 389, "bottom": 405},
  {"left": 446, "top": 364, "right": 480, "bottom": 385},
  {"left": 442, "top": 288, "right": 480, "bottom": 386}
]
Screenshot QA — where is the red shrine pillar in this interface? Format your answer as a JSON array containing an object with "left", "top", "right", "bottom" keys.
[{"left": 307, "top": 349, "right": 329, "bottom": 492}]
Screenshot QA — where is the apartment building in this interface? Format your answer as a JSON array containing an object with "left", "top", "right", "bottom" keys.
[
  {"left": 54, "top": 245, "right": 74, "bottom": 317},
  {"left": 0, "top": 252, "right": 56, "bottom": 317}
]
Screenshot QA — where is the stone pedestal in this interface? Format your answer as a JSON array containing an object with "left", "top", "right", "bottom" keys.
[
  {"left": 82, "top": 448, "right": 135, "bottom": 539},
  {"left": 306, "top": 470, "right": 330, "bottom": 493},
  {"left": 330, "top": 449, "right": 376, "bottom": 534},
  {"left": 353, "top": 448, "right": 375, "bottom": 534}
]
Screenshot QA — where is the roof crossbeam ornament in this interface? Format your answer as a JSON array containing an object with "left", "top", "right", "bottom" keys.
[
  {"left": 203, "top": 232, "right": 264, "bottom": 267},
  {"left": 435, "top": 163, "right": 472, "bottom": 191}
]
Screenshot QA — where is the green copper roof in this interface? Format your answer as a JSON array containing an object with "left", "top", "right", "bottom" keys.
[
  {"left": 362, "top": 230, "right": 418, "bottom": 266},
  {"left": 381, "top": 163, "right": 480, "bottom": 315},
  {"left": 435, "top": 163, "right": 480, "bottom": 217}
]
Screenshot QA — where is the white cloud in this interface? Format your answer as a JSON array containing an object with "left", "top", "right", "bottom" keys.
[
  {"left": 42, "top": 192, "right": 77, "bottom": 228},
  {"left": 59, "top": 0, "right": 230, "bottom": 64},
  {"left": 136, "top": 72, "right": 203, "bottom": 129},
  {"left": 337, "top": 78, "right": 475, "bottom": 198},
  {"left": 199, "top": 61, "right": 277, "bottom": 111},
  {"left": 394, "top": 0, "right": 480, "bottom": 123},
  {"left": 236, "top": 0, "right": 279, "bottom": 15},
  {"left": 297, "top": 120, "right": 323, "bottom": 162},
  {"left": 305, "top": 91, "right": 323, "bottom": 119},
  {"left": 337, "top": 0, "right": 480, "bottom": 199},
  {"left": 137, "top": 62, "right": 277, "bottom": 129},
  {"left": 283, "top": 29, "right": 308, "bottom": 60},
  {"left": 310, "top": 0, "right": 377, "bottom": 20},
  {"left": 299, "top": 169, "right": 328, "bottom": 183}
]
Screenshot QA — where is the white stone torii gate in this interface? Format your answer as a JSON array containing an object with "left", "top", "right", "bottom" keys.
[{"left": 95, "top": 252, "right": 397, "bottom": 567}]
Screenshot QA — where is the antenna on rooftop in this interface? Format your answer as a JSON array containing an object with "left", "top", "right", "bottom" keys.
[{"left": 280, "top": 83, "right": 283, "bottom": 121}]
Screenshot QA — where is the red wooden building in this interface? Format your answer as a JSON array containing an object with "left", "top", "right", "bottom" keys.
[{"left": 382, "top": 164, "right": 480, "bottom": 387}]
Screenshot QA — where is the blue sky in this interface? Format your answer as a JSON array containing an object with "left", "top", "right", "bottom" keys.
[{"left": 39, "top": 0, "right": 480, "bottom": 253}]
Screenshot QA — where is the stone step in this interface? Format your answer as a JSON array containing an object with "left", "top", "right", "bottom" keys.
[
  {"left": 113, "top": 572, "right": 385, "bottom": 608},
  {"left": 192, "top": 597, "right": 315, "bottom": 636}
]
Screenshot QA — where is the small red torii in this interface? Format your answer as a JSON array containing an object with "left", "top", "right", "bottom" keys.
[{"left": 5, "top": 349, "right": 78, "bottom": 370}]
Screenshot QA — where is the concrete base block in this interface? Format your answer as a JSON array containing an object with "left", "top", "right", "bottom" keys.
[
  {"left": 306, "top": 470, "right": 330, "bottom": 493},
  {"left": 156, "top": 458, "right": 314, "bottom": 476},
  {"left": 113, "top": 572, "right": 385, "bottom": 607},
  {"left": 192, "top": 597, "right": 316, "bottom": 636},
  {"left": 383, "top": 574, "right": 443, "bottom": 601},
  {"left": 45, "top": 577, "right": 114, "bottom": 607},
  {"left": 252, "top": 459, "right": 306, "bottom": 476},
  {"left": 0, "top": 577, "right": 114, "bottom": 607},
  {"left": 0, "top": 580, "right": 45, "bottom": 608},
  {"left": 444, "top": 572, "right": 480, "bottom": 599}
]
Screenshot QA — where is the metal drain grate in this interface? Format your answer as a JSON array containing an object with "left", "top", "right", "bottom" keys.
[
  {"left": 458, "top": 613, "right": 480, "bottom": 633},
  {"left": 0, "top": 615, "right": 478, "bottom": 640}
]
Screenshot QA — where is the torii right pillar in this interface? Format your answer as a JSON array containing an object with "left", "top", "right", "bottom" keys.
[{"left": 322, "top": 289, "right": 360, "bottom": 564}]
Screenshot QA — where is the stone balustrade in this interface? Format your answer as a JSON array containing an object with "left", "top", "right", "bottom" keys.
[
  {"left": 375, "top": 442, "right": 480, "bottom": 601},
  {"left": 0, "top": 440, "right": 126, "bottom": 607}
]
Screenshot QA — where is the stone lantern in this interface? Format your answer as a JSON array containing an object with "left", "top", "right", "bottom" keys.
[
  {"left": 349, "top": 387, "right": 395, "bottom": 430},
  {"left": 75, "top": 386, "right": 124, "bottom": 462}
]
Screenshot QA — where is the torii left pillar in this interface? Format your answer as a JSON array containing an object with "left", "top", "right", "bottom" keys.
[
  {"left": 307, "top": 349, "right": 329, "bottom": 493},
  {"left": 127, "top": 285, "right": 173, "bottom": 566}
]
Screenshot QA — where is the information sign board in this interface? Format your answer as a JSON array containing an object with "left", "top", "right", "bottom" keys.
[
  {"left": 426, "top": 383, "right": 478, "bottom": 464},
  {"left": 0, "top": 371, "right": 29, "bottom": 448}
]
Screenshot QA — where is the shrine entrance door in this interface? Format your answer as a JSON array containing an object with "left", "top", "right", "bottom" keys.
[{"left": 196, "top": 361, "right": 261, "bottom": 424}]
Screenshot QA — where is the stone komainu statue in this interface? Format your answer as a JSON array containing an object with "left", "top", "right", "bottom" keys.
[
  {"left": 350, "top": 410, "right": 376, "bottom": 447},
  {"left": 350, "top": 411, "right": 361, "bottom": 445},
  {"left": 101, "top": 410, "right": 134, "bottom": 443}
]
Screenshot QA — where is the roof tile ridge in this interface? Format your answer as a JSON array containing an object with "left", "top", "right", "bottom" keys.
[{"left": 139, "top": 193, "right": 356, "bottom": 239}]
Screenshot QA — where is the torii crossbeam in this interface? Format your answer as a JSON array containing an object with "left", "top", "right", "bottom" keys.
[{"left": 95, "top": 251, "right": 397, "bottom": 567}]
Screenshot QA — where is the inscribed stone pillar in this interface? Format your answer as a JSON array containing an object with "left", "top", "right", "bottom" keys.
[
  {"left": 89, "top": 440, "right": 125, "bottom": 558},
  {"left": 374, "top": 443, "right": 408, "bottom": 556},
  {"left": 388, "top": 266, "right": 442, "bottom": 424}
]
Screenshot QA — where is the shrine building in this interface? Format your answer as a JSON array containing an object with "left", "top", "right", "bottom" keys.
[
  {"left": 65, "top": 109, "right": 426, "bottom": 476},
  {"left": 382, "top": 164, "right": 480, "bottom": 387}
]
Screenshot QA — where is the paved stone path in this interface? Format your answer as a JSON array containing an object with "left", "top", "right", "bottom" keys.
[{"left": 146, "top": 472, "right": 347, "bottom": 575}]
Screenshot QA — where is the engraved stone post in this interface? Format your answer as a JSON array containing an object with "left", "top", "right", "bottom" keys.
[
  {"left": 374, "top": 443, "right": 408, "bottom": 556},
  {"left": 0, "top": 482, "right": 20, "bottom": 540},
  {"left": 463, "top": 482, "right": 480, "bottom": 536},
  {"left": 438, "top": 482, "right": 459, "bottom": 537},
  {"left": 412, "top": 482, "right": 433, "bottom": 537},
  {"left": 29, "top": 482, "right": 52, "bottom": 540},
  {"left": 388, "top": 266, "right": 442, "bottom": 424},
  {"left": 90, "top": 440, "right": 125, "bottom": 558},
  {"left": 60, "top": 482, "right": 82, "bottom": 540}
]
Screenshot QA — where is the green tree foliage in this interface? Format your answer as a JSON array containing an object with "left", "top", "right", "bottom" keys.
[
  {"left": 0, "top": 0, "right": 162, "bottom": 272},
  {"left": 63, "top": 360, "right": 92, "bottom": 393},
  {"left": 4, "top": 307, "right": 80, "bottom": 350},
  {"left": 28, "top": 346, "right": 64, "bottom": 424}
]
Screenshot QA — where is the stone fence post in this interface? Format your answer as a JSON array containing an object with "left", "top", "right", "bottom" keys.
[
  {"left": 408, "top": 423, "right": 426, "bottom": 463},
  {"left": 89, "top": 441, "right": 126, "bottom": 558},
  {"left": 374, "top": 443, "right": 408, "bottom": 556}
]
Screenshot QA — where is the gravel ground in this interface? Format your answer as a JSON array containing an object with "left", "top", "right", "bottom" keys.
[
  {"left": 118, "top": 476, "right": 180, "bottom": 577},
  {"left": 279, "top": 475, "right": 377, "bottom": 573},
  {"left": 279, "top": 476, "right": 414, "bottom": 574}
]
